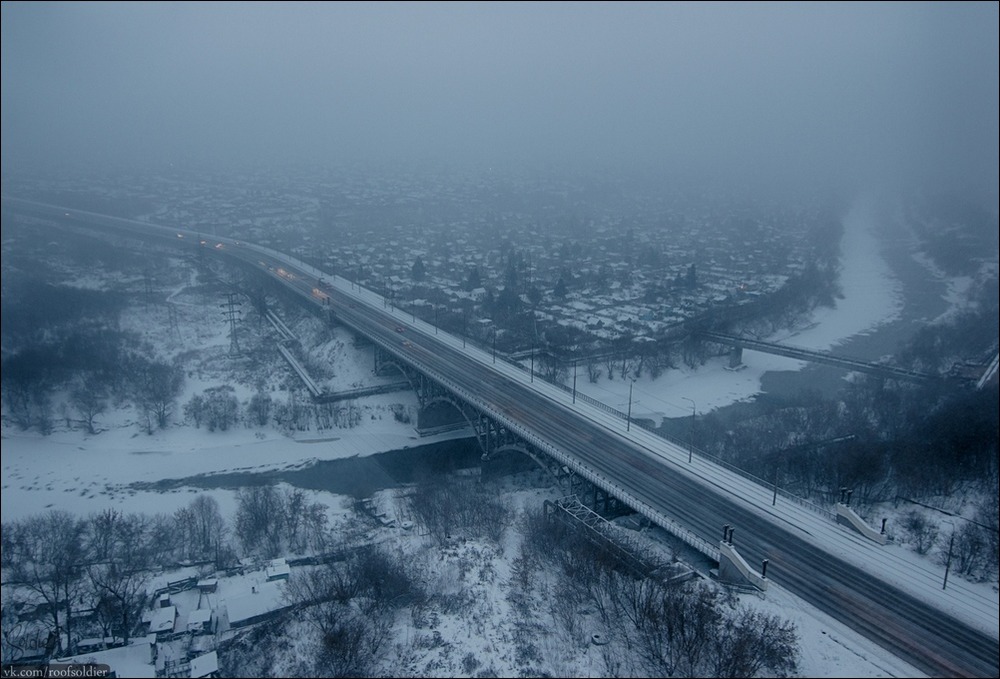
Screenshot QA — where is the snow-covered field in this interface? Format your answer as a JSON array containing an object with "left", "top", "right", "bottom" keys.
[{"left": 2, "top": 196, "right": 995, "bottom": 677}]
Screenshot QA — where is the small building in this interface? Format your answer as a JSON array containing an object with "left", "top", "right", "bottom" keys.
[
  {"left": 148, "top": 605, "right": 177, "bottom": 639},
  {"left": 57, "top": 636, "right": 156, "bottom": 678},
  {"left": 265, "top": 558, "right": 290, "bottom": 582},
  {"left": 190, "top": 650, "right": 220, "bottom": 678},
  {"left": 158, "top": 593, "right": 171, "bottom": 608},
  {"left": 186, "top": 608, "right": 214, "bottom": 635},
  {"left": 76, "top": 636, "right": 122, "bottom": 654},
  {"left": 197, "top": 578, "right": 218, "bottom": 594},
  {"left": 225, "top": 580, "right": 291, "bottom": 629}
]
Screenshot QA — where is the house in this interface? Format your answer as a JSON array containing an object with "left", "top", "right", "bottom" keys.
[
  {"left": 186, "top": 608, "right": 214, "bottom": 635},
  {"left": 57, "top": 636, "right": 156, "bottom": 678},
  {"left": 190, "top": 650, "right": 220, "bottom": 678},
  {"left": 197, "top": 578, "right": 218, "bottom": 594},
  {"left": 265, "top": 558, "right": 290, "bottom": 582},
  {"left": 148, "top": 605, "right": 178, "bottom": 639},
  {"left": 76, "top": 636, "right": 122, "bottom": 654},
  {"left": 224, "top": 580, "right": 291, "bottom": 629}
]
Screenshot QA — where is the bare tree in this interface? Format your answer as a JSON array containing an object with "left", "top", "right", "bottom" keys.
[
  {"left": 1, "top": 587, "right": 32, "bottom": 663},
  {"left": 709, "top": 607, "right": 798, "bottom": 678},
  {"left": 70, "top": 376, "right": 107, "bottom": 435},
  {"left": 128, "top": 359, "right": 183, "bottom": 433},
  {"left": 235, "top": 485, "right": 286, "bottom": 558},
  {"left": 587, "top": 359, "right": 602, "bottom": 384},
  {"left": 6, "top": 511, "right": 86, "bottom": 655},
  {"left": 85, "top": 513, "right": 152, "bottom": 645}
]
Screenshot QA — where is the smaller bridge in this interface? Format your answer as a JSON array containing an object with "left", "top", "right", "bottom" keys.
[{"left": 699, "top": 331, "right": 939, "bottom": 384}]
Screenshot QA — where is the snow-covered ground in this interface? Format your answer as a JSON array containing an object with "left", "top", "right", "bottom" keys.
[
  {"left": 588, "top": 195, "right": 905, "bottom": 424},
  {"left": 2, "top": 196, "right": 996, "bottom": 677}
]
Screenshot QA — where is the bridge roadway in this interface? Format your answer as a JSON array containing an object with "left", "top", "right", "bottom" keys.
[
  {"left": 699, "top": 330, "right": 938, "bottom": 383},
  {"left": 4, "top": 197, "right": 998, "bottom": 678}
]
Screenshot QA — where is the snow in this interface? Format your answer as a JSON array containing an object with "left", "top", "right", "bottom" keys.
[
  {"left": 57, "top": 637, "right": 156, "bottom": 678},
  {"left": 577, "top": 195, "right": 906, "bottom": 423},
  {"left": 222, "top": 577, "right": 289, "bottom": 628},
  {"left": 2, "top": 195, "right": 995, "bottom": 678},
  {"left": 190, "top": 650, "right": 219, "bottom": 678}
]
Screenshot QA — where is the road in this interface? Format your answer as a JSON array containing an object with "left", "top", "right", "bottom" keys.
[{"left": 4, "top": 197, "right": 998, "bottom": 677}]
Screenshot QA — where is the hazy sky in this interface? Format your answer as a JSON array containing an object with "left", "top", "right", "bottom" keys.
[{"left": 2, "top": 1, "right": 997, "bottom": 197}]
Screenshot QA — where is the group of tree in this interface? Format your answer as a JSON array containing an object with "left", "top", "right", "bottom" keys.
[
  {"left": 406, "top": 477, "right": 513, "bottom": 548},
  {"left": 1, "top": 487, "right": 337, "bottom": 660},
  {"left": 2, "top": 497, "right": 223, "bottom": 658},
  {"left": 229, "top": 544, "right": 424, "bottom": 678},
  {"left": 1, "top": 323, "right": 184, "bottom": 435},
  {"left": 688, "top": 369, "right": 999, "bottom": 581},
  {"left": 514, "top": 506, "right": 799, "bottom": 677},
  {"left": 182, "top": 386, "right": 364, "bottom": 434},
  {"left": 234, "top": 485, "right": 330, "bottom": 558}
]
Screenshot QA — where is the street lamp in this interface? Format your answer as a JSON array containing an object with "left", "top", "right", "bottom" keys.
[
  {"left": 572, "top": 359, "right": 578, "bottom": 404},
  {"left": 627, "top": 379, "right": 636, "bottom": 432},
  {"left": 530, "top": 339, "right": 534, "bottom": 382},
  {"left": 681, "top": 397, "right": 695, "bottom": 462},
  {"left": 942, "top": 521, "right": 955, "bottom": 590}
]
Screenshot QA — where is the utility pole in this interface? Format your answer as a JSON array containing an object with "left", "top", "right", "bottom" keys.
[
  {"left": 626, "top": 381, "right": 632, "bottom": 431},
  {"left": 572, "top": 359, "right": 578, "bottom": 404},
  {"left": 942, "top": 526, "right": 955, "bottom": 590},
  {"left": 682, "top": 397, "right": 695, "bottom": 462},
  {"left": 221, "top": 292, "right": 242, "bottom": 355}
]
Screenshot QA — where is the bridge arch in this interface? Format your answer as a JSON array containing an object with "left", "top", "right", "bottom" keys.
[
  {"left": 420, "top": 393, "right": 482, "bottom": 443},
  {"left": 374, "top": 356, "right": 421, "bottom": 395},
  {"left": 481, "top": 442, "right": 563, "bottom": 487}
]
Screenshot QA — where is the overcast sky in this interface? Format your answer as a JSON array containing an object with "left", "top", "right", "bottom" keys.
[{"left": 2, "top": 1, "right": 997, "bottom": 197}]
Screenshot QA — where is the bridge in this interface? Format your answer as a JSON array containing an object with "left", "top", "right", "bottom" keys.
[
  {"left": 3, "top": 197, "right": 997, "bottom": 678},
  {"left": 698, "top": 330, "right": 940, "bottom": 383}
]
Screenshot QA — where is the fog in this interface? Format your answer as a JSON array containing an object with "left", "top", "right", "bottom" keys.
[{"left": 2, "top": 1, "right": 997, "bottom": 199}]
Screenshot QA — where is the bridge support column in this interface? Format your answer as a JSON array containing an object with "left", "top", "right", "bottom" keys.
[{"left": 728, "top": 346, "right": 744, "bottom": 369}]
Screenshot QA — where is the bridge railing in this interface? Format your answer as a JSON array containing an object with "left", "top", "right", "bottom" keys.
[{"left": 490, "top": 346, "right": 837, "bottom": 522}]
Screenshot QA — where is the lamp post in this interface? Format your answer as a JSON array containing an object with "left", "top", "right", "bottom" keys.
[
  {"left": 942, "top": 521, "right": 955, "bottom": 590},
  {"left": 681, "top": 397, "right": 695, "bottom": 463},
  {"left": 492, "top": 325, "right": 497, "bottom": 364},
  {"left": 572, "top": 359, "right": 578, "bottom": 404},
  {"left": 627, "top": 379, "right": 635, "bottom": 432}
]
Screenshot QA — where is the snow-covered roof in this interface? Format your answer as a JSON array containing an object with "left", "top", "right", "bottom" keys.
[
  {"left": 224, "top": 579, "right": 287, "bottom": 625},
  {"left": 148, "top": 605, "right": 177, "bottom": 634},
  {"left": 186, "top": 608, "right": 212, "bottom": 627},
  {"left": 58, "top": 639, "right": 155, "bottom": 678},
  {"left": 190, "top": 650, "right": 219, "bottom": 678},
  {"left": 265, "top": 558, "right": 290, "bottom": 580}
]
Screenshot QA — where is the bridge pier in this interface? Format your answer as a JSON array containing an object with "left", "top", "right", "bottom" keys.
[{"left": 728, "top": 345, "right": 744, "bottom": 369}]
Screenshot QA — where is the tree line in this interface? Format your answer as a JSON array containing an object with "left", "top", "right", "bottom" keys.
[{"left": 1, "top": 486, "right": 333, "bottom": 661}]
